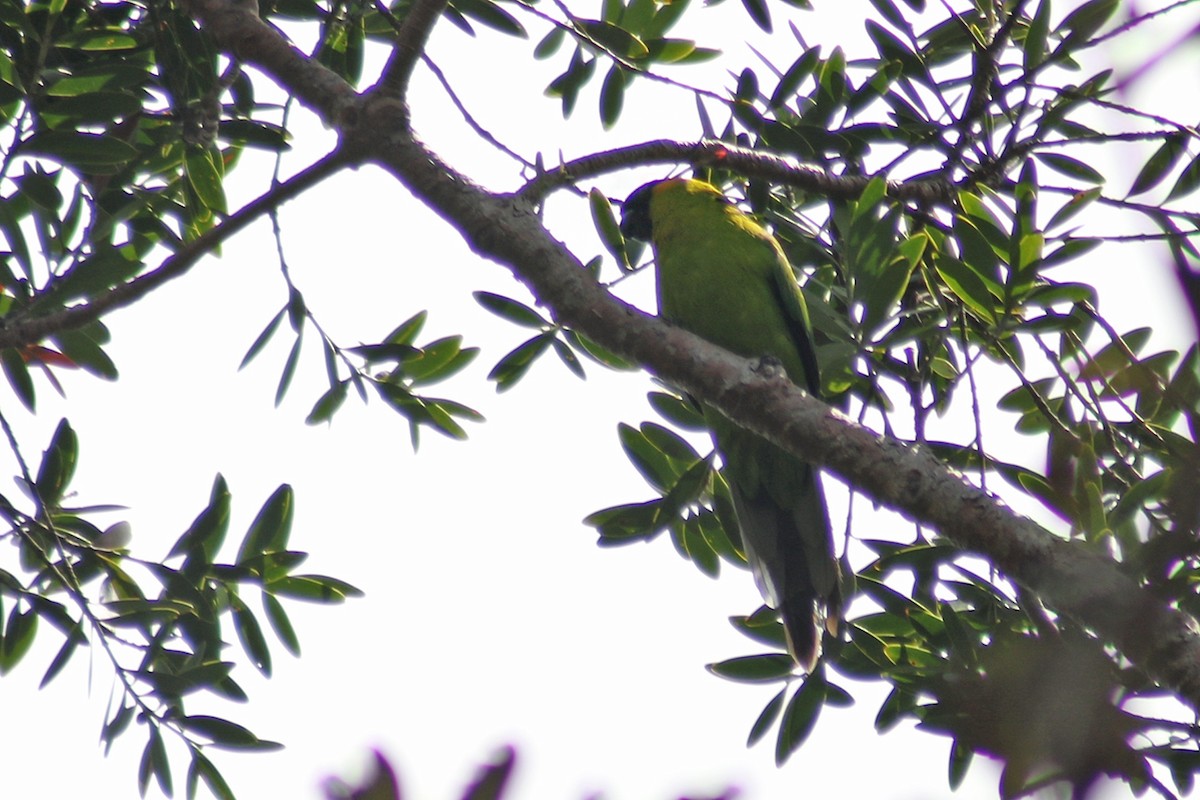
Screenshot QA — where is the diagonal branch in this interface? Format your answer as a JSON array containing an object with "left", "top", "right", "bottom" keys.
[
  {"left": 372, "top": 0, "right": 451, "bottom": 99},
  {"left": 0, "top": 153, "right": 346, "bottom": 350}
]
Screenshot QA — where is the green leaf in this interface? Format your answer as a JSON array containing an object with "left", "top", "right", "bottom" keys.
[
  {"left": 169, "top": 474, "right": 231, "bottom": 561},
  {"left": 274, "top": 332, "right": 303, "bottom": 406},
  {"left": 267, "top": 574, "right": 363, "bottom": 603},
  {"left": 306, "top": 381, "right": 349, "bottom": 425},
  {"left": 23, "top": 131, "right": 138, "bottom": 173},
  {"left": 589, "top": 187, "right": 627, "bottom": 266},
  {"left": 533, "top": 27, "right": 566, "bottom": 59},
  {"left": 35, "top": 419, "right": 78, "bottom": 503},
  {"left": 647, "top": 391, "right": 707, "bottom": 431},
  {"left": 619, "top": 422, "right": 682, "bottom": 492},
  {"left": 185, "top": 146, "right": 226, "bottom": 213},
  {"left": 473, "top": 291, "right": 548, "bottom": 328},
  {"left": 866, "top": 0, "right": 907, "bottom": 29},
  {"left": 180, "top": 715, "right": 283, "bottom": 751},
  {"left": 232, "top": 595, "right": 272, "bottom": 675},
  {"left": 101, "top": 704, "right": 135, "bottom": 753},
  {"left": 776, "top": 669, "right": 825, "bottom": 765},
  {"left": 450, "top": 0, "right": 527, "bottom": 37},
  {"left": 39, "top": 623, "right": 85, "bottom": 688},
  {"left": 218, "top": 118, "right": 292, "bottom": 151},
  {"left": 1128, "top": 134, "right": 1186, "bottom": 197},
  {"left": 187, "top": 751, "right": 236, "bottom": 800},
  {"left": 748, "top": 687, "right": 787, "bottom": 746},
  {"left": 1035, "top": 152, "right": 1104, "bottom": 183},
  {"left": 740, "top": 0, "right": 772, "bottom": 31},
  {"left": 1046, "top": 186, "right": 1101, "bottom": 230},
  {"left": 768, "top": 49, "right": 818, "bottom": 109},
  {"left": 1, "top": 348, "right": 35, "bottom": 412},
  {"left": 934, "top": 256, "right": 997, "bottom": 324},
  {"left": 949, "top": 740, "right": 974, "bottom": 789},
  {"left": 706, "top": 653, "right": 794, "bottom": 683},
  {"left": 0, "top": 605, "right": 37, "bottom": 674},
  {"left": 1168, "top": 152, "right": 1200, "bottom": 201},
  {"left": 584, "top": 499, "right": 668, "bottom": 543},
  {"left": 1055, "top": 0, "right": 1118, "bottom": 51},
  {"left": 263, "top": 592, "right": 301, "bottom": 656},
  {"left": 48, "top": 246, "right": 143, "bottom": 303},
  {"left": 239, "top": 308, "right": 286, "bottom": 370},
  {"left": 599, "top": 65, "right": 627, "bottom": 128},
  {"left": 388, "top": 309, "right": 428, "bottom": 345},
  {"left": 575, "top": 19, "right": 649, "bottom": 58},
  {"left": 487, "top": 332, "right": 554, "bottom": 390},
  {"left": 237, "top": 484, "right": 295, "bottom": 563},
  {"left": 1023, "top": 0, "right": 1051, "bottom": 71},
  {"left": 142, "top": 728, "right": 172, "bottom": 797},
  {"left": 550, "top": 337, "right": 585, "bottom": 380}
]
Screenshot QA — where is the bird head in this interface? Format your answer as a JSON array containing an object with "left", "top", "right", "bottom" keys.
[{"left": 619, "top": 180, "right": 660, "bottom": 242}]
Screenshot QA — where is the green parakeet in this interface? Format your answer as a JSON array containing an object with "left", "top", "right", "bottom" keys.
[{"left": 620, "top": 178, "right": 841, "bottom": 669}]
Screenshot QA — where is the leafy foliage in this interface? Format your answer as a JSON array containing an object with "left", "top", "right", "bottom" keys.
[{"left": 0, "top": 0, "right": 1198, "bottom": 798}]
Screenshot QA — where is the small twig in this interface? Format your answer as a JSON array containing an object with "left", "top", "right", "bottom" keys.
[
  {"left": 0, "top": 152, "right": 347, "bottom": 350},
  {"left": 423, "top": 55, "right": 535, "bottom": 169}
]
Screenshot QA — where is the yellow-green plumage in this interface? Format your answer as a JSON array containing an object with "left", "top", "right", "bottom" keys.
[{"left": 620, "top": 178, "right": 841, "bottom": 669}]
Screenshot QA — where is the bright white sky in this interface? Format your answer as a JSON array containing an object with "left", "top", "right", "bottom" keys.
[{"left": 0, "top": 1, "right": 1195, "bottom": 799}]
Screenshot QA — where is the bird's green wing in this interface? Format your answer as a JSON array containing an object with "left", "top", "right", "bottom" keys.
[{"left": 768, "top": 250, "right": 822, "bottom": 396}]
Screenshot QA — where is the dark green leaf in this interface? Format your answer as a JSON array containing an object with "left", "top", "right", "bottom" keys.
[
  {"left": 473, "top": 291, "right": 548, "bottom": 328},
  {"left": 451, "top": 0, "right": 527, "bottom": 37},
  {"left": 487, "top": 332, "right": 554, "bottom": 390},
  {"left": 748, "top": 687, "right": 787, "bottom": 746},
  {"left": 39, "top": 623, "right": 85, "bottom": 688},
  {"left": 576, "top": 19, "right": 649, "bottom": 58},
  {"left": 1023, "top": 0, "right": 1050, "bottom": 71},
  {"left": 23, "top": 131, "right": 138, "bottom": 173},
  {"left": 35, "top": 419, "right": 78, "bottom": 503},
  {"left": 237, "top": 484, "right": 295, "bottom": 563},
  {"left": 232, "top": 596, "right": 272, "bottom": 675},
  {"left": 949, "top": 740, "right": 974, "bottom": 790},
  {"left": 263, "top": 592, "right": 301, "bottom": 656},
  {"left": 187, "top": 751, "right": 236, "bottom": 800},
  {"left": 306, "top": 381, "right": 349, "bottom": 425},
  {"left": 589, "top": 187, "right": 627, "bottom": 266},
  {"left": 776, "top": 670, "right": 825, "bottom": 765},
  {"left": 180, "top": 715, "right": 283, "bottom": 751},
  {"left": 1168, "top": 152, "right": 1200, "bottom": 201},
  {"left": 1056, "top": 0, "right": 1118, "bottom": 51},
  {"left": 1, "top": 348, "right": 35, "bottom": 412},
  {"left": 599, "top": 65, "right": 627, "bottom": 128},
  {"left": 934, "top": 256, "right": 997, "bottom": 323},
  {"left": 740, "top": 0, "right": 772, "bottom": 32},
  {"left": 268, "top": 574, "right": 363, "bottom": 603},
  {"left": 706, "top": 653, "right": 794, "bottom": 683},
  {"left": 0, "top": 605, "right": 37, "bottom": 674},
  {"left": 274, "top": 333, "right": 303, "bottom": 406},
  {"left": 169, "top": 474, "right": 231, "bottom": 561},
  {"left": 1128, "top": 134, "right": 1186, "bottom": 197},
  {"left": 239, "top": 308, "right": 286, "bottom": 370},
  {"left": 533, "top": 27, "right": 566, "bottom": 59},
  {"left": 185, "top": 146, "right": 226, "bottom": 213},
  {"left": 1035, "top": 152, "right": 1104, "bottom": 183}
]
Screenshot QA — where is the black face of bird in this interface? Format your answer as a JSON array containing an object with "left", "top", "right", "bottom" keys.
[{"left": 619, "top": 181, "right": 659, "bottom": 242}]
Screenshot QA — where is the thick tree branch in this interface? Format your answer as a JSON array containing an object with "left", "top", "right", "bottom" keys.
[
  {"left": 373, "top": 0, "right": 450, "bottom": 98},
  {"left": 180, "top": 0, "right": 358, "bottom": 127},
  {"left": 189, "top": 3, "right": 1200, "bottom": 712}
]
